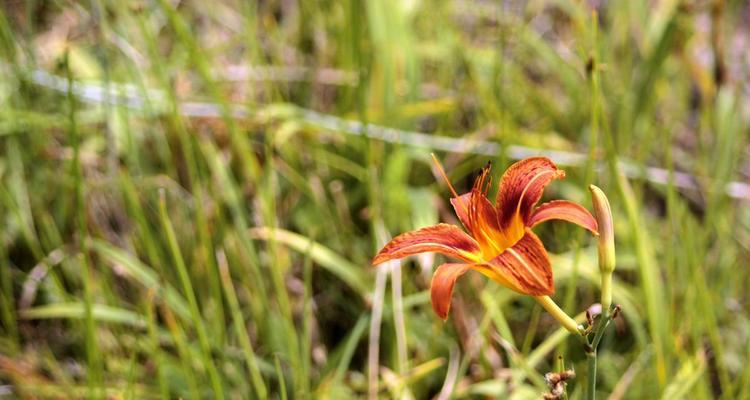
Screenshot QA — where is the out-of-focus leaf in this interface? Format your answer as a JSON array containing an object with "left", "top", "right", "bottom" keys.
[
  {"left": 249, "top": 227, "right": 370, "bottom": 297},
  {"left": 90, "top": 239, "right": 191, "bottom": 320},
  {"left": 19, "top": 303, "right": 145, "bottom": 328},
  {"left": 659, "top": 351, "right": 706, "bottom": 400}
]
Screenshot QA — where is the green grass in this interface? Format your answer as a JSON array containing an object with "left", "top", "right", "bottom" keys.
[{"left": 0, "top": 0, "right": 749, "bottom": 398}]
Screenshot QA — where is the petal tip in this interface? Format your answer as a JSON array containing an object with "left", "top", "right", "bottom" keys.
[
  {"left": 434, "top": 309, "right": 449, "bottom": 320},
  {"left": 432, "top": 302, "right": 451, "bottom": 320},
  {"left": 431, "top": 263, "right": 471, "bottom": 321}
]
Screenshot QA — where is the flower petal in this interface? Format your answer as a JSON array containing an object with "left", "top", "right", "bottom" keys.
[
  {"left": 431, "top": 263, "right": 471, "bottom": 320},
  {"left": 528, "top": 200, "right": 599, "bottom": 234},
  {"left": 449, "top": 192, "right": 473, "bottom": 229},
  {"left": 496, "top": 157, "right": 564, "bottom": 228},
  {"left": 372, "top": 223, "right": 482, "bottom": 265},
  {"left": 483, "top": 229, "right": 553, "bottom": 295},
  {"left": 451, "top": 193, "right": 499, "bottom": 231}
]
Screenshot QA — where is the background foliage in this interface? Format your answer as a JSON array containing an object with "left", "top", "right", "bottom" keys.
[{"left": 0, "top": 0, "right": 749, "bottom": 398}]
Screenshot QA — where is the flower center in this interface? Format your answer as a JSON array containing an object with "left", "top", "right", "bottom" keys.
[{"left": 475, "top": 215, "right": 525, "bottom": 260}]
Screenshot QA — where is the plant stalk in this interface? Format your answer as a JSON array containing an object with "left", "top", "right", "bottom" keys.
[
  {"left": 600, "top": 272, "right": 613, "bottom": 315},
  {"left": 586, "top": 312, "right": 612, "bottom": 400},
  {"left": 586, "top": 349, "right": 597, "bottom": 400}
]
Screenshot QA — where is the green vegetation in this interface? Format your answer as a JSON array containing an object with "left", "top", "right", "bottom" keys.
[{"left": 0, "top": 1, "right": 748, "bottom": 398}]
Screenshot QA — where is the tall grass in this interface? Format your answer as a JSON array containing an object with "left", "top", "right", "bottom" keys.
[{"left": 0, "top": 1, "right": 748, "bottom": 398}]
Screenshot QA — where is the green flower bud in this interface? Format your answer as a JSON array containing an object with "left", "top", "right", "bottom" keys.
[
  {"left": 589, "top": 185, "right": 615, "bottom": 273},
  {"left": 589, "top": 185, "right": 615, "bottom": 313}
]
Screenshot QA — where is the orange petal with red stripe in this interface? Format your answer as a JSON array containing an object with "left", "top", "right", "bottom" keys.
[
  {"left": 529, "top": 200, "right": 599, "bottom": 235},
  {"left": 485, "top": 228, "right": 553, "bottom": 295},
  {"left": 451, "top": 192, "right": 500, "bottom": 232},
  {"left": 372, "top": 223, "right": 482, "bottom": 265},
  {"left": 496, "top": 157, "right": 564, "bottom": 228},
  {"left": 431, "top": 263, "right": 471, "bottom": 320}
]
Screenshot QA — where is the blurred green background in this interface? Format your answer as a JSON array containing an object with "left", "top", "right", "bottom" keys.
[{"left": 0, "top": 0, "right": 748, "bottom": 398}]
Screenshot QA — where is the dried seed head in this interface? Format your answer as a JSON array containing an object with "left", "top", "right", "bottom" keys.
[{"left": 544, "top": 369, "right": 576, "bottom": 399}]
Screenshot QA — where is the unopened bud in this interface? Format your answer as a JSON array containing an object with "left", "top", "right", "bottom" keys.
[
  {"left": 590, "top": 185, "right": 615, "bottom": 313},
  {"left": 589, "top": 185, "right": 615, "bottom": 273}
]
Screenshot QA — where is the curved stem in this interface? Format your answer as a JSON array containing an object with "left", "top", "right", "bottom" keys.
[{"left": 534, "top": 296, "right": 581, "bottom": 335}]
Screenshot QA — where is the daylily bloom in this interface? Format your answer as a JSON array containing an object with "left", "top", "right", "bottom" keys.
[{"left": 372, "top": 156, "right": 598, "bottom": 323}]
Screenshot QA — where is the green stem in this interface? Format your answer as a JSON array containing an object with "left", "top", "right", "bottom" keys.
[
  {"left": 586, "top": 349, "right": 597, "bottom": 400},
  {"left": 591, "top": 314, "right": 612, "bottom": 350},
  {"left": 586, "top": 312, "right": 612, "bottom": 400},
  {"left": 600, "top": 271, "right": 613, "bottom": 313}
]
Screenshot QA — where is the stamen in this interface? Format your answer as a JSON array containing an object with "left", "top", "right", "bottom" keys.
[
  {"left": 472, "top": 164, "right": 491, "bottom": 196},
  {"left": 431, "top": 153, "right": 460, "bottom": 200}
]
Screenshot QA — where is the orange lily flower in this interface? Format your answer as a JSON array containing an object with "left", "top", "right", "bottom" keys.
[{"left": 372, "top": 156, "right": 599, "bottom": 320}]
